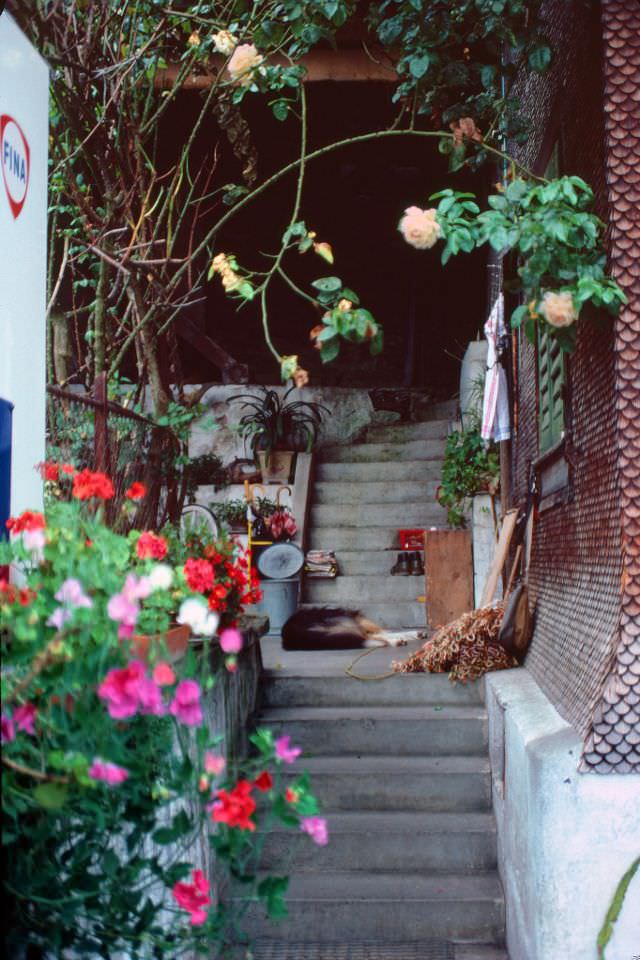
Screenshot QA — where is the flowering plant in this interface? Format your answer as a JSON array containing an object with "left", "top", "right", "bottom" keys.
[{"left": 1, "top": 471, "right": 324, "bottom": 957}]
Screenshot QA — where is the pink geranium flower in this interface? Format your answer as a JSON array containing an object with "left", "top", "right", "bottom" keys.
[
  {"left": 13, "top": 703, "right": 37, "bottom": 735},
  {"left": 88, "top": 758, "right": 129, "bottom": 785},
  {"left": 219, "top": 628, "right": 243, "bottom": 654},
  {"left": 300, "top": 815, "right": 329, "bottom": 846},
  {"left": 169, "top": 680, "right": 203, "bottom": 726},
  {"left": 107, "top": 574, "right": 152, "bottom": 633},
  {"left": 275, "top": 735, "right": 302, "bottom": 764},
  {"left": 1, "top": 714, "right": 15, "bottom": 743},
  {"left": 172, "top": 869, "right": 211, "bottom": 926},
  {"left": 137, "top": 677, "right": 165, "bottom": 716},
  {"left": 204, "top": 751, "right": 226, "bottom": 776},
  {"left": 98, "top": 660, "right": 146, "bottom": 718}
]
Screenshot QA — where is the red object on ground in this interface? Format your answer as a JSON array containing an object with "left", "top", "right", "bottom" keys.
[{"left": 399, "top": 529, "right": 425, "bottom": 550}]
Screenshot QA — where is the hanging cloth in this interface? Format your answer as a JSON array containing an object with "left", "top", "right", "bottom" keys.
[{"left": 481, "top": 293, "right": 511, "bottom": 442}]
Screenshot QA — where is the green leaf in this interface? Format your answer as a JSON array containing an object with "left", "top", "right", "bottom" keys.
[
  {"left": 528, "top": 44, "right": 552, "bottom": 73},
  {"left": 271, "top": 100, "right": 289, "bottom": 121},
  {"left": 34, "top": 783, "right": 68, "bottom": 810},
  {"left": 511, "top": 304, "right": 529, "bottom": 328},
  {"left": 524, "top": 317, "right": 537, "bottom": 344},
  {"left": 311, "top": 276, "right": 342, "bottom": 293},
  {"left": 320, "top": 338, "right": 340, "bottom": 363},
  {"left": 409, "top": 54, "right": 430, "bottom": 79}
]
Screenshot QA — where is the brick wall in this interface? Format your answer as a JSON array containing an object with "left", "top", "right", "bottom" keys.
[{"left": 509, "top": 0, "right": 624, "bottom": 744}]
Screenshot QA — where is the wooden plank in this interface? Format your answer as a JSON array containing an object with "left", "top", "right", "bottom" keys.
[
  {"left": 156, "top": 49, "right": 397, "bottom": 90},
  {"left": 480, "top": 508, "right": 518, "bottom": 607},
  {"left": 424, "top": 529, "right": 474, "bottom": 631}
]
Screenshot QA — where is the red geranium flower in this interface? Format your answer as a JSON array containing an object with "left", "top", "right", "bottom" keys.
[
  {"left": 184, "top": 558, "right": 214, "bottom": 594},
  {"left": 38, "top": 462, "right": 59, "bottom": 483},
  {"left": 125, "top": 481, "right": 147, "bottom": 501},
  {"left": 6, "top": 511, "right": 45, "bottom": 534},
  {"left": 211, "top": 779, "right": 256, "bottom": 831},
  {"left": 61, "top": 464, "right": 76, "bottom": 475},
  {"left": 136, "top": 531, "right": 168, "bottom": 560},
  {"left": 72, "top": 469, "right": 115, "bottom": 501},
  {"left": 172, "top": 869, "right": 211, "bottom": 926},
  {"left": 254, "top": 771, "right": 273, "bottom": 793}
]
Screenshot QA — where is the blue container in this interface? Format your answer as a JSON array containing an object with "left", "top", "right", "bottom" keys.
[
  {"left": 255, "top": 578, "right": 300, "bottom": 637},
  {"left": 0, "top": 398, "right": 13, "bottom": 541}
]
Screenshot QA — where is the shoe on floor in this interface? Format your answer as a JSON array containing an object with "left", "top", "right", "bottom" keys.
[
  {"left": 408, "top": 551, "right": 425, "bottom": 576},
  {"left": 390, "top": 551, "right": 411, "bottom": 576}
]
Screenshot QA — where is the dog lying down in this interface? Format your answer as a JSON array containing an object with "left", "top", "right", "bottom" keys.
[{"left": 282, "top": 606, "right": 412, "bottom": 650}]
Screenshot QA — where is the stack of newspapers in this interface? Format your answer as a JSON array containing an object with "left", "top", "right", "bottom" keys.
[{"left": 304, "top": 550, "right": 338, "bottom": 579}]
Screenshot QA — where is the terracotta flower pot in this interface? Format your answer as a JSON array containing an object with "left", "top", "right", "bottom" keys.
[{"left": 130, "top": 623, "right": 191, "bottom": 663}]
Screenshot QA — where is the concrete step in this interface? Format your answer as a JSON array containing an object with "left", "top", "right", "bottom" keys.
[
  {"left": 300, "top": 599, "right": 426, "bottom": 629},
  {"left": 320, "top": 439, "right": 446, "bottom": 463},
  {"left": 309, "top": 525, "right": 443, "bottom": 552},
  {"left": 316, "top": 460, "right": 443, "bottom": 483},
  {"left": 304, "top": 574, "right": 423, "bottom": 604},
  {"left": 260, "top": 811, "right": 497, "bottom": 873},
  {"left": 454, "top": 947, "right": 509, "bottom": 960},
  {"left": 314, "top": 479, "right": 440, "bottom": 505},
  {"left": 257, "top": 705, "right": 487, "bottom": 756},
  {"left": 330, "top": 549, "right": 410, "bottom": 576},
  {"left": 364, "top": 420, "right": 450, "bottom": 443},
  {"left": 280, "top": 755, "right": 491, "bottom": 812},
  {"left": 311, "top": 502, "right": 446, "bottom": 528},
  {"left": 415, "top": 398, "right": 459, "bottom": 421},
  {"left": 243, "top": 871, "right": 504, "bottom": 942},
  {"left": 260, "top": 673, "right": 483, "bottom": 708}
]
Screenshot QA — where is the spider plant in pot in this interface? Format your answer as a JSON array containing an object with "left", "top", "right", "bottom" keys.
[{"left": 232, "top": 387, "right": 327, "bottom": 483}]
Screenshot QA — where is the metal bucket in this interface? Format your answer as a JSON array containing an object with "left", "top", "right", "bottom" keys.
[{"left": 255, "top": 578, "right": 299, "bottom": 637}]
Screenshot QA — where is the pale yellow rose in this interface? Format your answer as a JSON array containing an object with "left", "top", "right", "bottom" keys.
[
  {"left": 293, "top": 367, "right": 310, "bottom": 388},
  {"left": 399, "top": 206, "right": 442, "bottom": 250},
  {"left": 540, "top": 291, "right": 578, "bottom": 328},
  {"left": 338, "top": 298, "right": 353, "bottom": 312},
  {"left": 227, "top": 43, "right": 264, "bottom": 87},
  {"left": 213, "top": 30, "right": 237, "bottom": 56},
  {"left": 188, "top": 31, "right": 201, "bottom": 47}
]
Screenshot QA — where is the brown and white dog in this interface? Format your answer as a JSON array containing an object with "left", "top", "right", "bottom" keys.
[{"left": 282, "top": 606, "right": 410, "bottom": 651}]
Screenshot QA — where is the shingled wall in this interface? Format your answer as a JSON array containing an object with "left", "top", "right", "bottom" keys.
[{"left": 509, "top": 0, "right": 639, "bottom": 772}]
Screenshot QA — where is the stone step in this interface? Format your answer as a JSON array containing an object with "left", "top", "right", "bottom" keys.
[
  {"left": 251, "top": 942, "right": 508, "bottom": 959},
  {"left": 364, "top": 420, "right": 451, "bottom": 443},
  {"left": 314, "top": 479, "right": 440, "bottom": 505},
  {"left": 320, "top": 439, "right": 446, "bottom": 463},
  {"left": 260, "top": 811, "right": 497, "bottom": 873},
  {"left": 454, "top": 946, "right": 509, "bottom": 960},
  {"left": 257, "top": 705, "right": 487, "bottom": 756},
  {"left": 243, "top": 871, "right": 504, "bottom": 942},
  {"left": 304, "top": 574, "right": 423, "bottom": 604},
  {"left": 300, "top": 599, "right": 426, "bottom": 629},
  {"left": 280, "top": 755, "right": 491, "bottom": 812},
  {"left": 328, "top": 549, "right": 421, "bottom": 576},
  {"left": 311, "top": 502, "right": 446, "bottom": 529},
  {"left": 309, "top": 525, "right": 443, "bottom": 552},
  {"left": 316, "top": 460, "right": 443, "bottom": 483},
  {"left": 415, "top": 398, "right": 459, "bottom": 421},
  {"left": 260, "top": 673, "right": 484, "bottom": 708}
]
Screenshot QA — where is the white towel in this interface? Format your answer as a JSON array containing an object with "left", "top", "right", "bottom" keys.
[{"left": 481, "top": 294, "right": 511, "bottom": 442}]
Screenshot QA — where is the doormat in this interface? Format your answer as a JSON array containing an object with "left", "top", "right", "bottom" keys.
[{"left": 250, "top": 942, "right": 454, "bottom": 959}]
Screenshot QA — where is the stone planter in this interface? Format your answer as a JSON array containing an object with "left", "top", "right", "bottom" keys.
[{"left": 257, "top": 450, "right": 295, "bottom": 484}]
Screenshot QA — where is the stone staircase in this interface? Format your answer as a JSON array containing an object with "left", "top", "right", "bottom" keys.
[
  {"left": 304, "top": 410, "right": 455, "bottom": 630},
  {"left": 249, "top": 669, "right": 507, "bottom": 958}
]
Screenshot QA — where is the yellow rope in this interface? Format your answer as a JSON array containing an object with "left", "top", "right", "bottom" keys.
[{"left": 344, "top": 646, "right": 398, "bottom": 681}]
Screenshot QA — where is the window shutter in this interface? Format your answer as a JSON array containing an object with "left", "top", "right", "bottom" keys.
[{"left": 538, "top": 326, "right": 565, "bottom": 452}]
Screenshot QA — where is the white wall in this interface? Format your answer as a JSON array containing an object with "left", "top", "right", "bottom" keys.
[
  {"left": 486, "top": 668, "right": 640, "bottom": 960},
  {"left": 0, "top": 13, "right": 49, "bottom": 517}
]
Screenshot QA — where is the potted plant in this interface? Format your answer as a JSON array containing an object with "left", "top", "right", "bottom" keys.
[
  {"left": 436, "top": 427, "right": 500, "bottom": 528},
  {"left": 211, "top": 498, "right": 249, "bottom": 534},
  {"left": 232, "top": 387, "right": 327, "bottom": 484}
]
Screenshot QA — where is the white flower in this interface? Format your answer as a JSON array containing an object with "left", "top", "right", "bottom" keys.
[
  {"left": 227, "top": 43, "right": 264, "bottom": 87},
  {"left": 148, "top": 564, "right": 174, "bottom": 592},
  {"left": 22, "top": 528, "right": 45, "bottom": 564},
  {"left": 213, "top": 30, "right": 237, "bottom": 56},
  {"left": 398, "top": 206, "right": 442, "bottom": 250},
  {"left": 540, "top": 291, "right": 578, "bottom": 328},
  {"left": 195, "top": 612, "right": 219, "bottom": 638},
  {"left": 176, "top": 599, "right": 218, "bottom": 636}
]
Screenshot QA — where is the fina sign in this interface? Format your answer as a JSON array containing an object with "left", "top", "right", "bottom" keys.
[{"left": 1, "top": 114, "right": 30, "bottom": 220}]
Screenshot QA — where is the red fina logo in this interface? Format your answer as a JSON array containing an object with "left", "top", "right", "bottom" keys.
[{"left": 1, "top": 115, "right": 30, "bottom": 220}]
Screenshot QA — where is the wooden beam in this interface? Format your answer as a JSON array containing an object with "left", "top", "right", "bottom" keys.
[
  {"left": 156, "top": 48, "right": 397, "bottom": 90},
  {"left": 176, "top": 316, "right": 249, "bottom": 383}
]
